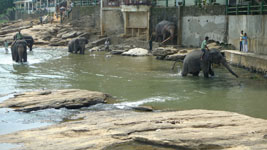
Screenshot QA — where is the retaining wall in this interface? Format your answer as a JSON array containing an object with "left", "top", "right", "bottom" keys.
[{"left": 228, "top": 15, "right": 267, "bottom": 55}]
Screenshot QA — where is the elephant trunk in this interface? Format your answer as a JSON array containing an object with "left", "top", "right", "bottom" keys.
[
  {"left": 161, "top": 28, "right": 174, "bottom": 44},
  {"left": 221, "top": 58, "right": 238, "bottom": 78}
]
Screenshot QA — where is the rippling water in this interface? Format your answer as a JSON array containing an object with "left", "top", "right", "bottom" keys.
[{"left": 1, "top": 47, "right": 267, "bottom": 135}]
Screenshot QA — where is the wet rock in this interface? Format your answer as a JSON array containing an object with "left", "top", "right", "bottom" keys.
[
  {"left": 208, "top": 42, "right": 222, "bottom": 50},
  {"left": 122, "top": 48, "right": 148, "bottom": 56},
  {"left": 62, "top": 31, "right": 77, "bottom": 39},
  {"left": 79, "top": 33, "right": 90, "bottom": 39},
  {"left": 92, "top": 38, "right": 108, "bottom": 47},
  {"left": 152, "top": 47, "right": 179, "bottom": 57},
  {"left": 89, "top": 46, "right": 103, "bottom": 52},
  {"left": 1, "top": 110, "right": 267, "bottom": 150},
  {"left": 132, "top": 106, "right": 153, "bottom": 112},
  {"left": 0, "top": 89, "right": 111, "bottom": 112},
  {"left": 49, "top": 40, "right": 69, "bottom": 46},
  {"left": 110, "top": 50, "right": 126, "bottom": 55},
  {"left": 165, "top": 53, "right": 186, "bottom": 61}
]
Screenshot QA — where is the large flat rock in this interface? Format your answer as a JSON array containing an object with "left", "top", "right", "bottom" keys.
[
  {"left": 0, "top": 110, "right": 267, "bottom": 150},
  {"left": 0, "top": 89, "right": 111, "bottom": 112}
]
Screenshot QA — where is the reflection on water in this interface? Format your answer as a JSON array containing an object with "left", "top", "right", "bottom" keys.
[{"left": 0, "top": 47, "right": 267, "bottom": 136}]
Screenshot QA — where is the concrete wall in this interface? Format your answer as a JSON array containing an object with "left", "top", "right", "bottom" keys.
[
  {"left": 102, "top": 9, "right": 124, "bottom": 35},
  {"left": 228, "top": 15, "right": 267, "bottom": 55},
  {"left": 128, "top": 12, "right": 148, "bottom": 28},
  {"left": 181, "top": 5, "right": 227, "bottom": 47},
  {"left": 71, "top": 6, "right": 100, "bottom": 29},
  {"left": 182, "top": 15, "right": 227, "bottom": 47}
]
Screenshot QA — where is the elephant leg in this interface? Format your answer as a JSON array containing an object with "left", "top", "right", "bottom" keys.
[
  {"left": 181, "top": 64, "right": 188, "bottom": 76},
  {"left": 23, "top": 50, "right": 27, "bottom": 62},
  {"left": 209, "top": 68, "right": 215, "bottom": 76},
  {"left": 192, "top": 72, "right": 200, "bottom": 76},
  {"left": 29, "top": 45, "right": 32, "bottom": 51}
]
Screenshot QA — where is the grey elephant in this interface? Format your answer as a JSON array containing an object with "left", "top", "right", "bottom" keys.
[
  {"left": 13, "top": 34, "right": 34, "bottom": 51},
  {"left": 11, "top": 40, "right": 27, "bottom": 63},
  {"left": 155, "top": 20, "right": 176, "bottom": 44},
  {"left": 181, "top": 48, "right": 238, "bottom": 78},
  {"left": 68, "top": 37, "right": 88, "bottom": 54}
]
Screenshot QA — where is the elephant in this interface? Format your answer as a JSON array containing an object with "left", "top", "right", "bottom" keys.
[
  {"left": 11, "top": 40, "right": 27, "bottom": 63},
  {"left": 181, "top": 48, "right": 238, "bottom": 78},
  {"left": 68, "top": 37, "right": 88, "bottom": 54},
  {"left": 13, "top": 34, "right": 34, "bottom": 51},
  {"left": 155, "top": 20, "right": 176, "bottom": 44}
]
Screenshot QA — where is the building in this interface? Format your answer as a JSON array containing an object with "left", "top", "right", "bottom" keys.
[{"left": 14, "top": 0, "right": 66, "bottom": 14}]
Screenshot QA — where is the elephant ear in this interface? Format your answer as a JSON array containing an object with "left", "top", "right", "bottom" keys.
[{"left": 209, "top": 49, "right": 222, "bottom": 64}]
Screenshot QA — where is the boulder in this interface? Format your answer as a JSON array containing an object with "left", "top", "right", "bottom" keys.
[
  {"left": 165, "top": 53, "right": 187, "bottom": 61},
  {"left": 110, "top": 50, "right": 126, "bottom": 55},
  {"left": 122, "top": 48, "right": 148, "bottom": 56},
  {"left": 0, "top": 89, "right": 111, "bottom": 112},
  {"left": 152, "top": 47, "right": 179, "bottom": 57},
  {"left": 49, "top": 40, "right": 69, "bottom": 46},
  {"left": 61, "top": 31, "right": 77, "bottom": 39},
  {"left": 92, "top": 38, "right": 108, "bottom": 47},
  {"left": 1, "top": 110, "right": 267, "bottom": 150}
]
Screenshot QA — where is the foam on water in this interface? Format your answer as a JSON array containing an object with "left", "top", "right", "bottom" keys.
[{"left": 114, "top": 96, "right": 178, "bottom": 109}]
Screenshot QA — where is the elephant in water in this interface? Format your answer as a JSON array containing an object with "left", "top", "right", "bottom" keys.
[
  {"left": 13, "top": 34, "right": 34, "bottom": 51},
  {"left": 181, "top": 48, "right": 238, "bottom": 78},
  {"left": 155, "top": 20, "right": 176, "bottom": 44},
  {"left": 11, "top": 40, "right": 28, "bottom": 63},
  {"left": 68, "top": 37, "right": 88, "bottom": 54}
]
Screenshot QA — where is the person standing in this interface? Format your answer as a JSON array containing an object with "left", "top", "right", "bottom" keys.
[
  {"left": 242, "top": 33, "right": 248, "bottom": 53},
  {"left": 104, "top": 39, "right": 110, "bottom": 51},
  {"left": 4, "top": 40, "right": 9, "bottom": 53},
  {"left": 40, "top": 16, "right": 43, "bottom": 25},
  {"left": 201, "top": 36, "right": 209, "bottom": 60},
  {"left": 240, "top": 30, "right": 244, "bottom": 52},
  {"left": 148, "top": 34, "right": 153, "bottom": 52}
]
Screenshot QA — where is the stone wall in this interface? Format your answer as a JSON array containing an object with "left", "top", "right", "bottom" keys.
[
  {"left": 228, "top": 15, "right": 267, "bottom": 55},
  {"left": 71, "top": 6, "right": 100, "bottom": 30},
  {"left": 101, "top": 9, "right": 124, "bottom": 35},
  {"left": 182, "top": 15, "right": 227, "bottom": 47},
  {"left": 181, "top": 5, "right": 227, "bottom": 47}
]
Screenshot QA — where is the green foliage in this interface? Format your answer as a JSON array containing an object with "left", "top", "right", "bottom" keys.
[{"left": 0, "top": 0, "right": 14, "bottom": 14}]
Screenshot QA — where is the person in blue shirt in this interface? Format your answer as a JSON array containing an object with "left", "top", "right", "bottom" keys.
[{"left": 242, "top": 33, "right": 248, "bottom": 53}]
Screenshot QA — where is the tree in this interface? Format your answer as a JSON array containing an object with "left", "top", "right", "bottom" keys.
[{"left": 0, "top": 0, "right": 14, "bottom": 14}]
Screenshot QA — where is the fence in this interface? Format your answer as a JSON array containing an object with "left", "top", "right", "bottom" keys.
[
  {"left": 226, "top": 1, "right": 267, "bottom": 15},
  {"left": 73, "top": 0, "right": 100, "bottom": 6}
]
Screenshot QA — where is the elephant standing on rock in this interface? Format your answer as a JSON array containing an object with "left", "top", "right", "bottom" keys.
[
  {"left": 155, "top": 20, "right": 176, "bottom": 44},
  {"left": 11, "top": 40, "right": 27, "bottom": 63},
  {"left": 13, "top": 35, "right": 34, "bottom": 51},
  {"left": 181, "top": 49, "right": 238, "bottom": 78},
  {"left": 68, "top": 37, "right": 88, "bottom": 54}
]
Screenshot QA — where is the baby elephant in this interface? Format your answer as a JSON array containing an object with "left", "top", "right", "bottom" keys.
[{"left": 68, "top": 37, "right": 88, "bottom": 54}]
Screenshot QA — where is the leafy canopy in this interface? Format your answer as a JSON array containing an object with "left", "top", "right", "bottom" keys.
[{"left": 0, "top": 0, "right": 14, "bottom": 14}]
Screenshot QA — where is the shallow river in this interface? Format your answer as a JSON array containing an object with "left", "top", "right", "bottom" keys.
[{"left": 1, "top": 47, "right": 267, "bottom": 137}]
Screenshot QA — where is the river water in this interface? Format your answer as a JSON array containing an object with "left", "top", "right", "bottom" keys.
[{"left": 1, "top": 47, "right": 267, "bottom": 136}]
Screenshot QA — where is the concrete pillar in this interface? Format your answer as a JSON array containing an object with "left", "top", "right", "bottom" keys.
[
  {"left": 123, "top": 12, "right": 128, "bottom": 36},
  {"left": 147, "top": 11, "right": 150, "bottom": 41},
  {"left": 177, "top": 5, "right": 182, "bottom": 46},
  {"left": 24, "top": 2, "right": 27, "bottom": 10},
  {"left": 100, "top": 0, "right": 104, "bottom": 36}
]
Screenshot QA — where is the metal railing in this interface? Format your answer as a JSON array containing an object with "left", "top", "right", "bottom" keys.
[
  {"left": 226, "top": 1, "right": 267, "bottom": 15},
  {"left": 73, "top": 0, "right": 100, "bottom": 6}
]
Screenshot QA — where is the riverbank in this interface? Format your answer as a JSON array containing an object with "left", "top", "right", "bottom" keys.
[{"left": 0, "top": 108, "right": 267, "bottom": 150}]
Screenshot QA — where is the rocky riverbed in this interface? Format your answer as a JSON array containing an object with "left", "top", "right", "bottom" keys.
[
  {"left": 0, "top": 19, "right": 235, "bottom": 62},
  {"left": 0, "top": 108, "right": 267, "bottom": 150}
]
